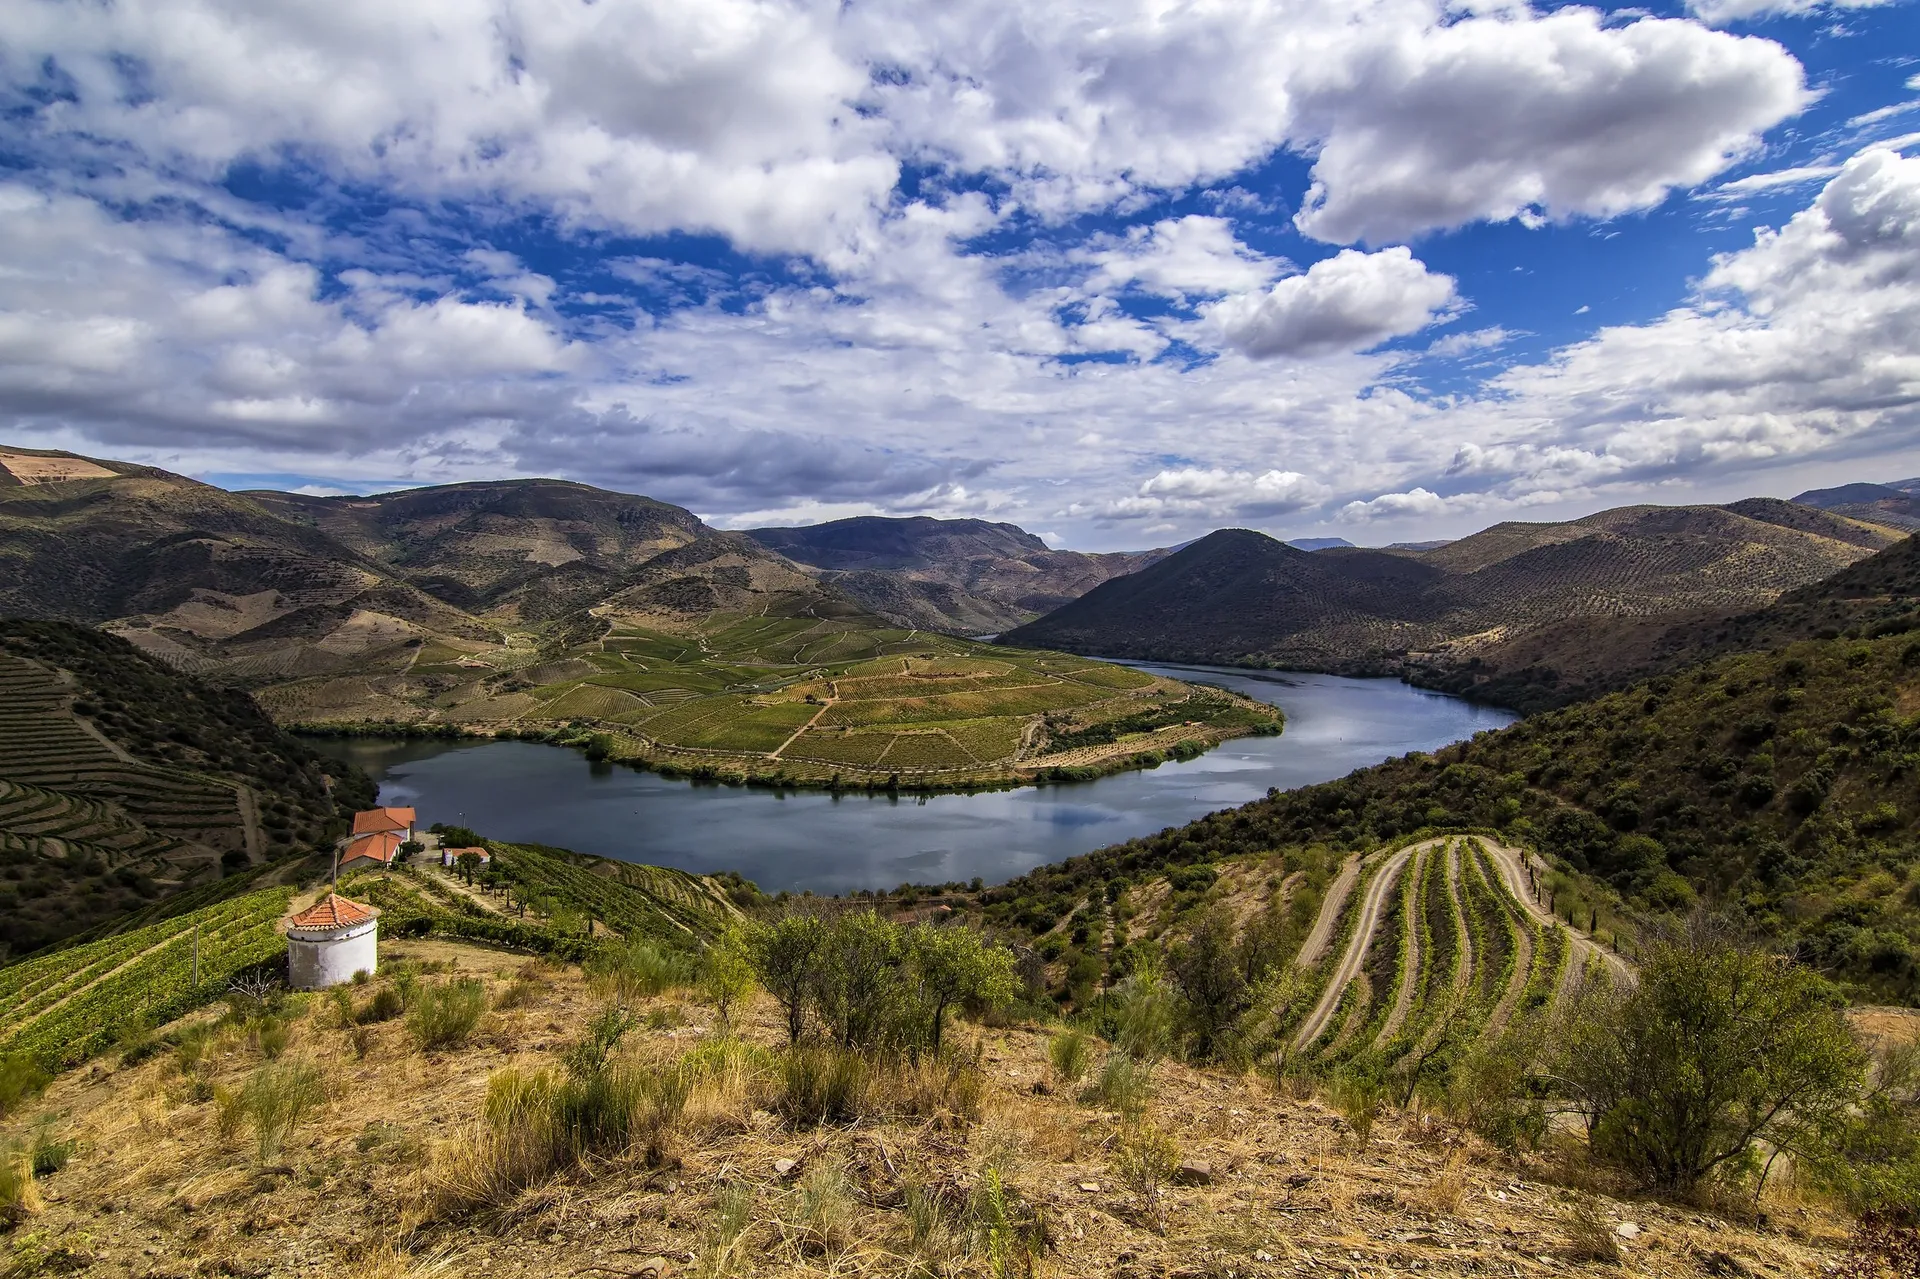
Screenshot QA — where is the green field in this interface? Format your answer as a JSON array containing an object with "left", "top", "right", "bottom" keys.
[{"left": 288, "top": 607, "right": 1281, "bottom": 789}]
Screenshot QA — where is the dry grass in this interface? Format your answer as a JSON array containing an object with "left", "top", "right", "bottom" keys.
[{"left": 0, "top": 935, "right": 1870, "bottom": 1279}]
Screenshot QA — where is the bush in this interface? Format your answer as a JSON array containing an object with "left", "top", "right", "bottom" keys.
[
  {"left": 235, "top": 1059, "right": 327, "bottom": 1163},
  {"left": 700, "top": 925, "right": 756, "bottom": 1033},
  {"left": 1113, "top": 1123, "right": 1179, "bottom": 1232},
  {"left": 1048, "top": 1029, "right": 1091, "bottom": 1085},
  {"left": 0, "top": 1140, "right": 41, "bottom": 1223},
  {"left": 0, "top": 1056, "right": 50, "bottom": 1119},
  {"left": 359, "top": 987, "right": 406, "bottom": 1023},
  {"left": 777, "top": 1045, "right": 870, "bottom": 1127},
  {"left": 407, "top": 980, "right": 487, "bottom": 1051},
  {"left": 588, "top": 938, "right": 697, "bottom": 1004},
  {"left": 1081, "top": 1052, "right": 1153, "bottom": 1121},
  {"left": 1560, "top": 927, "right": 1864, "bottom": 1195}
]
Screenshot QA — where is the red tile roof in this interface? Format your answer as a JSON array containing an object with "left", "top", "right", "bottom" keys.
[
  {"left": 288, "top": 893, "right": 378, "bottom": 930},
  {"left": 352, "top": 806, "right": 417, "bottom": 835},
  {"left": 340, "top": 831, "right": 402, "bottom": 865}
]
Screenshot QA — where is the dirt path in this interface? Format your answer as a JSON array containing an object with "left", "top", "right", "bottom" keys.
[
  {"left": 1293, "top": 841, "right": 1431, "bottom": 1051},
  {"left": 1371, "top": 847, "right": 1426, "bottom": 1049},
  {"left": 1473, "top": 837, "right": 1631, "bottom": 991},
  {"left": 1477, "top": 849, "right": 1537, "bottom": 1034},
  {"left": 767, "top": 695, "right": 836, "bottom": 760},
  {"left": 1294, "top": 855, "right": 1362, "bottom": 969}
]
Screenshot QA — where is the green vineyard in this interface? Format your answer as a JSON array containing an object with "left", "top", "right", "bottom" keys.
[
  {"left": 1284, "top": 836, "right": 1616, "bottom": 1081},
  {"left": 0, "top": 886, "right": 293, "bottom": 1067}
]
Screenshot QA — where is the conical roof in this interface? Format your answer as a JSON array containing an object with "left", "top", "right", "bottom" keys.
[{"left": 287, "top": 892, "right": 378, "bottom": 931}]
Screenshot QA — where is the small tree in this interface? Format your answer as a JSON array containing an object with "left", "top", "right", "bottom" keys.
[
  {"left": 747, "top": 914, "right": 826, "bottom": 1046},
  {"left": 1558, "top": 927, "right": 1865, "bottom": 1195},
  {"left": 701, "top": 924, "right": 757, "bottom": 1035},
  {"left": 454, "top": 851, "right": 483, "bottom": 885},
  {"left": 1170, "top": 907, "right": 1250, "bottom": 1062},
  {"left": 907, "top": 925, "right": 1017, "bottom": 1052},
  {"left": 397, "top": 839, "right": 424, "bottom": 866},
  {"left": 814, "top": 910, "right": 904, "bottom": 1050}
]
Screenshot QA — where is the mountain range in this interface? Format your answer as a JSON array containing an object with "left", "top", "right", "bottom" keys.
[{"left": 1002, "top": 498, "right": 1903, "bottom": 678}]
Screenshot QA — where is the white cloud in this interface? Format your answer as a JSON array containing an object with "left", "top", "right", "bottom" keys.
[
  {"left": 1080, "top": 217, "right": 1283, "bottom": 301},
  {"left": 1290, "top": 10, "right": 1807, "bottom": 243},
  {"left": 1686, "top": 0, "right": 1886, "bottom": 24},
  {"left": 1205, "top": 248, "right": 1458, "bottom": 359},
  {"left": 1425, "top": 327, "right": 1513, "bottom": 358},
  {"left": 1708, "top": 164, "right": 1842, "bottom": 197},
  {"left": 1073, "top": 468, "right": 1330, "bottom": 522}
]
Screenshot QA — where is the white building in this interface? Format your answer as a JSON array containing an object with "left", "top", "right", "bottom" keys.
[
  {"left": 285, "top": 892, "right": 380, "bottom": 989},
  {"left": 441, "top": 845, "right": 490, "bottom": 868}
]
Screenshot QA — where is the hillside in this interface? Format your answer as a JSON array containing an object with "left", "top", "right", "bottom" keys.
[
  {"left": 1409, "top": 531, "right": 1920, "bottom": 712},
  {"left": 247, "top": 479, "right": 707, "bottom": 620},
  {"left": 1006, "top": 502, "right": 1901, "bottom": 682},
  {"left": 984, "top": 626, "right": 1920, "bottom": 1000},
  {"left": 746, "top": 515, "right": 1166, "bottom": 634},
  {"left": 0, "top": 925, "right": 1873, "bottom": 1279},
  {"left": 0, "top": 620, "right": 373, "bottom": 957},
  {"left": 1793, "top": 479, "right": 1920, "bottom": 533}
]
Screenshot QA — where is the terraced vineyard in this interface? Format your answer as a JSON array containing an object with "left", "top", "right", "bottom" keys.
[
  {"left": 0, "top": 885, "right": 293, "bottom": 1067},
  {"left": 289, "top": 610, "right": 1281, "bottom": 790},
  {"left": 1285, "top": 836, "right": 1623, "bottom": 1079}
]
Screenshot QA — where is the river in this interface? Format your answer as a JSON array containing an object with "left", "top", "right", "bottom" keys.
[{"left": 313, "top": 665, "right": 1514, "bottom": 893}]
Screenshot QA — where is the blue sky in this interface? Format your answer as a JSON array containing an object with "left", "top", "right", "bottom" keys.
[{"left": 0, "top": 0, "right": 1917, "bottom": 549}]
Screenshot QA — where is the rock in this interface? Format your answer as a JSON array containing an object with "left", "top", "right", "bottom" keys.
[
  {"left": 773, "top": 1158, "right": 799, "bottom": 1179},
  {"left": 1614, "top": 1222, "right": 1642, "bottom": 1240},
  {"left": 1173, "top": 1159, "right": 1213, "bottom": 1186},
  {"left": 1078, "top": 1182, "right": 1101, "bottom": 1193}
]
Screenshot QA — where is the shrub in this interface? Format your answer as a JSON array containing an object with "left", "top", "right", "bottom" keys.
[
  {"left": 28, "top": 1120, "right": 73, "bottom": 1177},
  {"left": 1559, "top": 928, "right": 1864, "bottom": 1195},
  {"left": 1048, "top": 1029, "right": 1091, "bottom": 1085},
  {"left": 700, "top": 926, "right": 756, "bottom": 1033},
  {"left": 0, "top": 1057, "right": 50, "bottom": 1119},
  {"left": 747, "top": 915, "right": 826, "bottom": 1046},
  {"left": 407, "top": 980, "right": 487, "bottom": 1051},
  {"left": 1108, "top": 974, "right": 1175, "bottom": 1063},
  {"left": 1170, "top": 906, "right": 1251, "bottom": 1063},
  {"left": 1328, "top": 1072, "right": 1384, "bottom": 1146},
  {"left": 777, "top": 1045, "right": 870, "bottom": 1127},
  {"left": 255, "top": 1017, "right": 291, "bottom": 1060},
  {"left": 359, "top": 987, "right": 406, "bottom": 1023},
  {"left": 0, "top": 1141, "right": 41, "bottom": 1223},
  {"left": 1113, "top": 1123, "right": 1179, "bottom": 1233},
  {"left": 588, "top": 938, "right": 696, "bottom": 1004},
  {"left": 813, "top": 910, "right": 908, "bottom": 1051},
  {"left": 1081, "top": 1052, "right": 1152, "bottom": 1121},
  {"left": 236, "top": 1058, "right": 327, "bottom": 1163},
  {"left": 791, "top": 1158, "right": 856, "bottom": 1259}
]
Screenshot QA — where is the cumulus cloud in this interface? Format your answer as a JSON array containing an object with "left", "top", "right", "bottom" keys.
[
  {"left": 1205, "top": 248, "right": 1458, "bottom": 359},
  {"left": 1080, "top": 217, "right": 1283, "bottom": 301},
  {"left": 1290, "top": 10, "right": 1807, "bottom": 243},
  {"left": 1072, "top": 467, "right": 1330, "bottom": 522}
]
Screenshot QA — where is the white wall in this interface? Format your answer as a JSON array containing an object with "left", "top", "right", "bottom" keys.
[{"left": 288, "top": 920, "right": 378, "bottom": 989}]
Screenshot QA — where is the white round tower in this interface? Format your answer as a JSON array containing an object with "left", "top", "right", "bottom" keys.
[{"left": 285, "top": 893, "right": 380, "bottom": 989}]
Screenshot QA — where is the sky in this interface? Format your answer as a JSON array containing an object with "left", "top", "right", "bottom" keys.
[{"left": 1, "top": 0, "right": 1918, "bottom": 550}]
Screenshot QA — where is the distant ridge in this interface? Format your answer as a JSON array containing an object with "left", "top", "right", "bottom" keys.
[
  {"left": 1004, "top": 501, "right": 1903, "bottom": 682},
  {"left": 746, "top": 515, "right": 1166, "bottom": 633},
  {"left": 1792, "top": 479, "right": 1920, "bottom": 532}
]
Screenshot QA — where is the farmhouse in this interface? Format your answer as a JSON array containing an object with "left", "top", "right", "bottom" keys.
[
  {"left": 352, "top": 805, "right": 417, "bottom": 841},
  {"left": 284, "top": 892, "right": 379, "bottom": 989},
  {"left": 339, "top": 830, "right": 402, "bottom": 869},
  {"left": 441, "top": 845, "right": 490, "bottom": 868}
]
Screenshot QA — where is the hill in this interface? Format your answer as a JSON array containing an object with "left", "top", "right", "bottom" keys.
[
  {"left": 746, "top": 515, "right": 1165, "bottom": 633},
  {"left": 1006, "top": 501, "right": 1901, "bottom": 682},
  {"left": 246, "top": 479, "right": 707, "bottom": 620},
  {"left": 1794, "top": 479, "right": 1920, "bottom": 532},
  {"left": 986, "top": 625, "right": 1920, "bottom": 1000},
  {"left": 0, "top": 620, "right": 373, "bottom": 957},
  {"left": 1409, "top": 531, "right": 1920, "bottom": 712},
  {"left": 0, "top": 446, "right": 1272, "bottom": 793}
]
